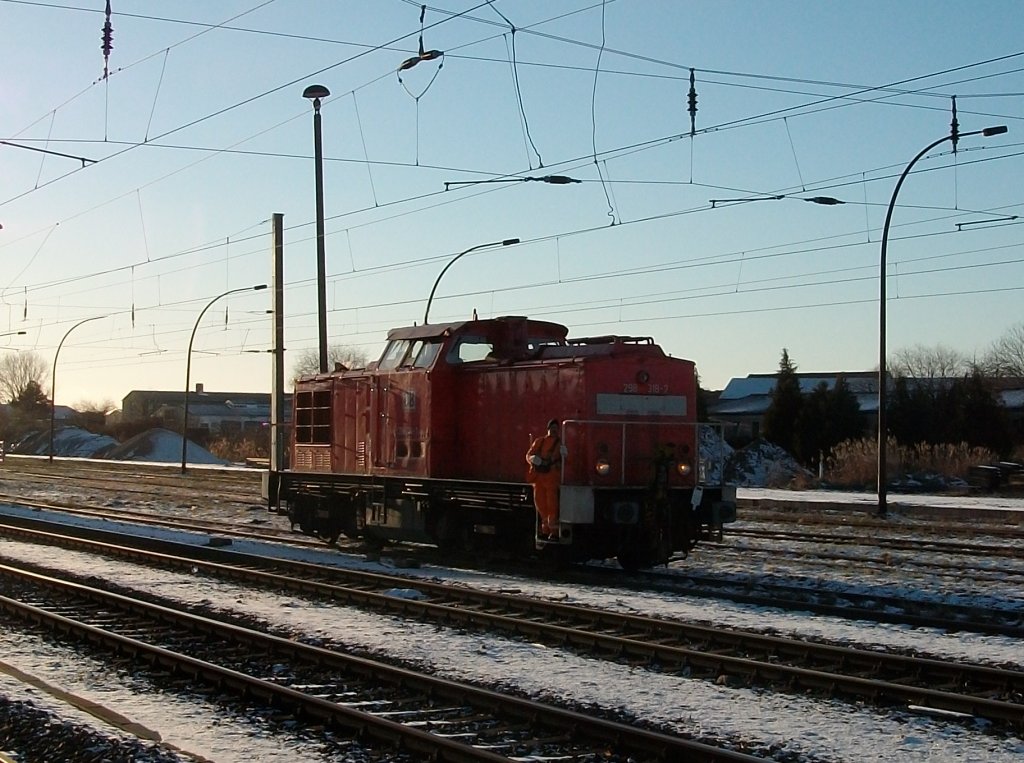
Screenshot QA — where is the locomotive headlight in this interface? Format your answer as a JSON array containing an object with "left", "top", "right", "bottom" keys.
[
  {"left": 676, "top": 461, "right": 693, "bottom": 477},
  {"left": 595, "top": 459, "right": 612, "bottom": 476}
]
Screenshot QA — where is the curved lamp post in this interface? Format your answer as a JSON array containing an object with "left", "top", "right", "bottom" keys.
[
  {"left": 303, "top": 84, "right": 330, "bottom": 373},
  {"left": 423, "top": 238, "right": 520, "bottom": 325},
  {"left": 181, "top": 284, "right": 267, "bottom": 474},
  {"left": 50, "top": 317, "right": 106, "bottom": 463},
  {"left": 877, "top": 124, "right": 1007, "bottom": 517}
]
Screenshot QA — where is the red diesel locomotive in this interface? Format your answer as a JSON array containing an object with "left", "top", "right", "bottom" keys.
[{"left": 268, "top": 315, "right": 736, "bottom": 569}]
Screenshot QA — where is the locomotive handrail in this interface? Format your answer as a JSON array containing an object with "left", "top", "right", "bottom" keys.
[{"left": 566, "top": 335, "right": 654, "bottom": 346}]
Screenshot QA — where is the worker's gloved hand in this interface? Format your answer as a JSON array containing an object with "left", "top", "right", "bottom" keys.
[
  {"left": 530, "top": 455, "right": 543, "bottom": 466},
  {"left": 559, "top": 445, "right": 568, "bottom": 458}
]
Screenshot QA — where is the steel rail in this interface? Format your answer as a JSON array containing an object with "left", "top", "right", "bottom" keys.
[
  {"left": 0, "top": 563, "right": 765, "bottom": 762},
  {"left": 729, "top": 526, "right": 1023, "bottom": 558},
  {"left": 1, "top": 521, "right": 1022, "bottom": 728},
  {"left": 1, "top": 510, "right": 1020, "bottom": 638}
]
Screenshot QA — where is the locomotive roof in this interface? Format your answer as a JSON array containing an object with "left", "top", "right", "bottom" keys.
[{"left": 387, "top": 316, "right": 570, "bottom": 341}]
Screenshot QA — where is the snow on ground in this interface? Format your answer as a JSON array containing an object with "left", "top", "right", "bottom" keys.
[
  {"left": 0, "top": 630, "right": 343, "bottom": 762},
  {"left": 742, "top": 486, "right": 1024, "bottom": 513},
  {"left": 0, "top": 498, "right": 1023, "bottom": 762}
]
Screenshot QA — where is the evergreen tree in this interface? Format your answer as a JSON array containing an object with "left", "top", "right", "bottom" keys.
[
  {"left": 887, "top": 369, "right": 1012, "bottom": 456},
  {"left": 794, "top": 381, "right": 829, "bottom": 467},
  {"left": 11, "top": 380, "right": 49, "bottom": 416},
  {"left": 763, "top": 348, "right": 802, "bottom": 454},
  {"left": 940, "top": 370, "right": 1012, "bottom": 456},
  {"left": 792, "top": 377, "right": 863, "bottom": 470},
  {"left": 888, "top": 375, "right": 937, "bottom": 445},
  {"left": 827, "top": 376, "right": 865, "bottom": 447}
]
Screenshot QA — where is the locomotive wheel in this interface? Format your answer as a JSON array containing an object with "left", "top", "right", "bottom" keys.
[
  {"left": 361, "top": 534, "right": 385, "bottom": 553},
  {"left": 317, "top": 528, "right": 341, "bottom": 544},
  {"left": 538, "top": 541, "right": 571, "bottom": 569},
  {"left": 615, "top": 526, "right": 648, "bottom": 571},
  {"left": 292, "top": 496, "right": 318, "bottom": 535},
  {"left": 616, "top": 549, "right": 645, "bottom": 572}
]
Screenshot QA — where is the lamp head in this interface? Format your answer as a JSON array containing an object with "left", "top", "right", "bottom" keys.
[
  {"left": 982, "top": 125, "right": 1008, "bottom": 137},
  {"left": 302, "top": 85, "right": 330, "bottom": 110}
]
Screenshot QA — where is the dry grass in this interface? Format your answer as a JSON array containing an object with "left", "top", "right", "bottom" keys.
[
  {"left": 206, "top": 435, "right": 268, "bottom": 463},
  {"left": 826, "top": 437, "right": 999, "bottom": 488}
]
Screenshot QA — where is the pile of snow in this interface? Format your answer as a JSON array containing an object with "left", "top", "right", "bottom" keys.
[
  {"left": 105, "top": 428, "right": 227, "bottom": 465},
  {"left": 700, "top": 427, "right": 810, "bottom": 488},
  {"left": 724, "top": 439, "right": 812, "bottom": 488},
  {"left": 10, "top": 426, "right": 226, "bottom": 465},
  {"left": 699, "top": 425, "right": 734, "bottom": 484},
  {"left": 11, "top": 426, "right": 118, "bottom": 458}
]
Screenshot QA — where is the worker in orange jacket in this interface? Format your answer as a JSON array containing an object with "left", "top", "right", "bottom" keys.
[{"left": 526, "top": 419, "right": 564, "bottom": 537}]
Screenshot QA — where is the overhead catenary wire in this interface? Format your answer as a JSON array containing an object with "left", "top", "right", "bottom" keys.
[
  {"left": 8, "top": 142, "right": 1021, "bottom": 314},
  {"left": 23, "top": 199, "right": 1024, "bottom": 365},
  {"left": 3, "top": 2, "right": 1019, "bottom": 223},
  {"left": 3, "top": 3, "right": 1021, "bottom": 373}
]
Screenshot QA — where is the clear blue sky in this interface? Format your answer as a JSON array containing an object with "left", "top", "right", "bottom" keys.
[{"left": 2, "top": 0, "right": 1022, "bottom": 407}]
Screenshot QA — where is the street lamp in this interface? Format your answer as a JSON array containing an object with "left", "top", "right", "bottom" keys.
[
  {"left": 181, "top": 284, "right": 267, "bottom": 474},
  {"left": 876, "top": 124, "right": 1007, "bottom": 517},
  {"left": 423, "top": 239, "right": 521, "bottom": 325},
  {"left": 303, "top": 84, "right": 330, "bottom": 373},
  {"left": 50, "top": 318, "right": 105, "bottom": 463}
]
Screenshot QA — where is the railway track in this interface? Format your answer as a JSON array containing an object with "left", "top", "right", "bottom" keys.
[
  {"left": 1, "top": 500, "right": 1021, "bottom": 637},
  {"left": 0, "top": 493, "right": 319, "bottom": 548},
  {"left": 2, "top": 519, "right": 1022, "bottom": 730},
  {"left": 0, "top": 460, "right": 259, "bottom": 506},
  {"left": 699, "top": 538, "right": 1024, "bottom": 585},
  {"left": 591, "top": 564, "right": 1024, "bottom": 637},
  {"left": 2, "top": 459, "right": 1022, "bottom": 635},
  {"left": 0, "top": 562, "right": 764, "bottom": 762},
  {"left": 730, "top": 526, "right": 1024, "bottom": 559},
  {"left": 8, "top": 488, "right": 1022, "bottom": 599},
  {"left": 2, "top": 455, "right": 259, "bottom": 488},
  {"left": 736, "top": 505, "right": 1024, "bottom": 543}
]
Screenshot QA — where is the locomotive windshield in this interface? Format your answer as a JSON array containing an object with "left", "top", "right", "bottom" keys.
[
  {"left": 379, "top": 340, "right": 408, "bottom": 370},
  {"left": 411, "top": 340, "right": 442, "bottom": 367}
]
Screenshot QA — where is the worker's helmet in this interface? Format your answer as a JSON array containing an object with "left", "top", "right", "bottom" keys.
[{"left": 547, "top": 418, "right": 558, "bottom": 429}]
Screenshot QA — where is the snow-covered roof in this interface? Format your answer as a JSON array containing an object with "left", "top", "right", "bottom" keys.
[
  {"left": 714, "top": 373, "right": 1024, "bottom": 415},
  {"left": 1001, "top": 389, "right": 1024, "bottom": 409},
  {"left": 709, "top": 395, "right": 771, "bottom": 416},
  {"left": 718, "top": 373, "right": 877, "bottom": 401}
]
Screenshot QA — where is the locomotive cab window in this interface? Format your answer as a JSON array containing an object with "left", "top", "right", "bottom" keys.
[
  {"left": 294, "top": 389, "right": 331, "bottom": 444},
  {"left": 447, "top": 336, "right": 494, "bottom": 364}
]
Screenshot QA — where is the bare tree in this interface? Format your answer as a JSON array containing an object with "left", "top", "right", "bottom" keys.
[
  {"left": 981, "top": 321, "right": 1024, "bottom": 377},
  {"left": 74, "top": 398, "right": 117, "bottom": 415},
  {"left": 291, "top": 344, "right": 370, "bottom": 382},
  {"left": 889, "top": 343, "right": 970, "bottom": 380},
  {"left": 0, "top": 351, "right": 49, "bottom": 404}
]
